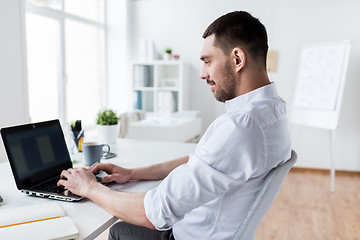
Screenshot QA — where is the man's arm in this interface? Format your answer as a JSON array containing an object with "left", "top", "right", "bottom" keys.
[
  {"left": 130, "top": 155, "right": 189, "bottom": 181},
  {"left": 89, "top": 156, "right": 189, "bottom": 183},
  {"left": 57, "top": 156, "right": 189, "bottom": 228},
  {"left": 58, "top": 168, "right": 154, "bottom": 228}
]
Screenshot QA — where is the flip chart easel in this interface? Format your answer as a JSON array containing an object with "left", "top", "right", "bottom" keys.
[{"left": 291, "top": 40, "right": 351, "bottom": 192}]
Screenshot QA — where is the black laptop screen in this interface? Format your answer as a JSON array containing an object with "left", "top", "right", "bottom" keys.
[{"left": 1, "top": 120, "right": 72, "bottom": 188}]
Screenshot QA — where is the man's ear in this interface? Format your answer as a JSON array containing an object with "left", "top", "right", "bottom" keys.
[{"left": 232, "top": 48, "right": 246, "bottom": 72}]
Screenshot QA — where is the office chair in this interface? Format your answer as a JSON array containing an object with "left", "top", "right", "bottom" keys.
[{"left": 233, "top": 150, "right": 297, "bottom": 240}]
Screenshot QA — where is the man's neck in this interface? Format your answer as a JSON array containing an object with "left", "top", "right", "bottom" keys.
[{"left": 235, "top": 69, "right": 270, "bottom": 96}]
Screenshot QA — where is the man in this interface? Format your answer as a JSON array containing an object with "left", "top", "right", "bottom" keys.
[{"left": 58, "top": 11, "right": 291, "bottom": 240}]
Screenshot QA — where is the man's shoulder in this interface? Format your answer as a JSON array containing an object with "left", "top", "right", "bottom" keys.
[{"left": 227, "top": 97, "right": 287, "bottom": 128}]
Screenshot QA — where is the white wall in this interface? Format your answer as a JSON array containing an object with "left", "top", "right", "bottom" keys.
[
  {"left": 129, "top": 0, "right": 360, "bottom": 171},
  {"left": 0, "top": 0, "right": 29, "bottom": 163}
]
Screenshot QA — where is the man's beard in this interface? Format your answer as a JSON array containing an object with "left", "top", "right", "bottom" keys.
[{"left": 213, "top": 61, "right": 237, "bottom": 102}]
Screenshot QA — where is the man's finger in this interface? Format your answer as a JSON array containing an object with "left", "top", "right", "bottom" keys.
[
  {"left": 102, "top": 175, "right": 113, "bottom": 183},
  {"left": 90, "top": 163, "right": 112, "bottom": 173},
  {"left": 57, "top": 179, "right": 67, "bottom": 187},
  {"left": 88, "top": 162, "right": 101, "bottom": 172},
  {"left": 60, "top": 169, "right": 69, "bottom": 179}
]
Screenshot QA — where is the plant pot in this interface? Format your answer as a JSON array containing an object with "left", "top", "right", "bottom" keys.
[
  {"left": 97, "top": 124, "right": 119, "bottom": 144},
  {"left": 163, "top": 53, "right": 172, "bottom": 60}
]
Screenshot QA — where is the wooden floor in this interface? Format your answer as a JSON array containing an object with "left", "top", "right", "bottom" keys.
[
  {"left": 96, "top": 168, "right": 360, "bottom": 240},
  {"left": 257, "top": 168, "right": 360, "bottom": 240}
]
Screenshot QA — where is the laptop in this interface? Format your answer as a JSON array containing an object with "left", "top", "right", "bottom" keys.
[{"left": 1, "top": 119, "right": 85, "bottom": 202}]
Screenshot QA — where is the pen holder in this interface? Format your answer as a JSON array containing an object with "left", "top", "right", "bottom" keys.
[{"left": 71, "top": 130, "right": 84, "bottom": 152}]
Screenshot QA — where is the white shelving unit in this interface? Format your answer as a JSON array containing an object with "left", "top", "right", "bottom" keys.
[{"left": 131, "top": 60, "right": 187, "bottom": 115}]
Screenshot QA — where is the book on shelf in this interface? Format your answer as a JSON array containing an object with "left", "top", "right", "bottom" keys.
[
  {"left": 0, "top": 202, "right": 79, "bottom": 240},
  {"left": 133, "top": 90, "right": 142, "bottom": 110}
]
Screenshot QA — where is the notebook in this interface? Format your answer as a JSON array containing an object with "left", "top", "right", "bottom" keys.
[
  {"left": 1, "top": 119, "right": 84, "bottom": 202},
  {"left": 0, "top": 202, "right": 79, "bottom": 239}
]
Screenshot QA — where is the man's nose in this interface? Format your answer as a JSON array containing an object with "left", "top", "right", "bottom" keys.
[{"left": 200, "top": 67, "right": 209, "bottom": 80}]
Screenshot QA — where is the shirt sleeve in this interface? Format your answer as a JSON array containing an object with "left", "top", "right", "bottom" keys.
[{"left": 144, "top": 113, "right": 265, "bottom": 230}]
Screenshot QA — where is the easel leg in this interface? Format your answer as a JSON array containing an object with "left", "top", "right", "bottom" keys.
[{"left": 330, "top": 130, "right": 336, "bottom": 193}]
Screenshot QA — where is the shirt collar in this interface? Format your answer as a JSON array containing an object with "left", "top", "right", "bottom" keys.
[{"left": 225, "top": 82, "right": 278, "bottom": 113}]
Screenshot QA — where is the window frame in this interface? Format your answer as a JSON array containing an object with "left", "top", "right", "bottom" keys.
[{"left": 25, "top": 0, "right": 108, "bottom": 126}]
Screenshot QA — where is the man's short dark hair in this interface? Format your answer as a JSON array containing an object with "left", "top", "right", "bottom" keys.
[{"left": 203, "top": 11, "right": 268, "bottom": 67}]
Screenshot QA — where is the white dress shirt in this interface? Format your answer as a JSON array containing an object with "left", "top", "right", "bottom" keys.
[{"left": 144, "top": 83, "right": 291, "bottom": 239}]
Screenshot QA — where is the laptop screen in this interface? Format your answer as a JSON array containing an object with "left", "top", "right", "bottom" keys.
[{"left": 1, "top": 120, "right": 72, "bottom": 189}]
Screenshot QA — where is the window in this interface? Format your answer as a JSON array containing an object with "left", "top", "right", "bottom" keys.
[{"left": 25, "top": 0, "right": 106, "bottom": 126}]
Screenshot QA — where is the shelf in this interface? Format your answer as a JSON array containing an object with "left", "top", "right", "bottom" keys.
[
  {"left": 131, "top": 61, "right": 186, "bottom": 114},
  {"left": 133, "top": 60, "right": 182, "bottom": 66},
  {"left": 133, "top": 87, "right": 155, "bottom": 91},
  {"left": 157, "top": 87, "right": 179, "bottom": 92},
  {"left": 133, "top": 87, "right": 179, "bottom": 92}
]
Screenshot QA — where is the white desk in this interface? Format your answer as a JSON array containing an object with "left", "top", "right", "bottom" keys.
[{"left": 0, "top": 139, "right": 196, "bottom": 239}]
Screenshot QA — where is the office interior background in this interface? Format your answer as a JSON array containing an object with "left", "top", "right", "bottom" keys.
[{"left": 1, "top": 0, "right": 360, "bottom": 175}]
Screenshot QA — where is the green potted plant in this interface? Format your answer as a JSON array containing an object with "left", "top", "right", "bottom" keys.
[
  {"left": 163, "top": 48, "right": 172, "bottom": 60},
  {"left": 96, "top": 109, "right": 120, "bottom": 144}
]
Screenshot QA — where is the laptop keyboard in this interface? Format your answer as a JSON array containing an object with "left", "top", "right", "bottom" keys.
[{"left": 35, "top": 177, "right": 65, "bottom": 193}]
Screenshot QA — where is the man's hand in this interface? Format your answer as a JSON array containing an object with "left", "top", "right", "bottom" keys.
[
  {"left": 89, "top": 162, "right": 132, "bottom": 184},
  {"left": 57, "top": 168, "right": 99, "bottom": 197}
]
